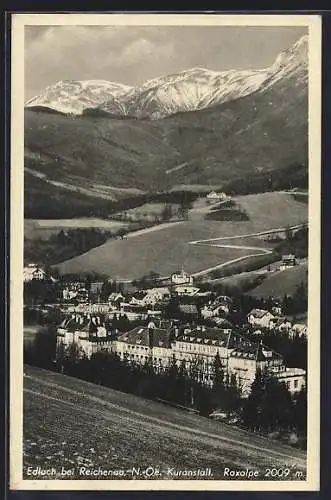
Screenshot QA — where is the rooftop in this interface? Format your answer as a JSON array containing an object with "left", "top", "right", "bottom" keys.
[
  {"left": 231, "top": 341, "right": 283, "bottom": 362},
  {"left": 248, "top": 308, "right": 271, "bottom": 319},
  {"left": 117, "top": 326, "right": 172, "bottom": 348}
]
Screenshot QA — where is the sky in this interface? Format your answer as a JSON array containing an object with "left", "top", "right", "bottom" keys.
[{"left": 25, "top": 25, "right": 307, "bottom": 100}]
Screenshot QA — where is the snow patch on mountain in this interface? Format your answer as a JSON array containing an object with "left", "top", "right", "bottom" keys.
[{"left": 25, "top": 80, "right": 133, "bottom": 115}]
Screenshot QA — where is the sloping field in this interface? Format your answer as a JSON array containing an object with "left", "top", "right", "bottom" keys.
[
  {"left": 54, "top": 221, "right": 258, "bottom": 279},
  {"left": 234, "top": 192, "right": 307, "bottom": 228},
  {"left": 23, "top": 366, "right": 306, "bottom": 481},
  {"left": 54, "top": 193, "right": 307, "bottom": 279},
  {"left": 248, "top": 262, "right": 308, "bottom": 298}
]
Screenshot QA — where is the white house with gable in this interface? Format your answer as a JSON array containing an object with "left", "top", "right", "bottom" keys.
[
  {"left": 247, "top": 309, "right": 276, "bottom": 329},
  {"left": 171, "top": 268, "right": 193, "bottom": 286}
]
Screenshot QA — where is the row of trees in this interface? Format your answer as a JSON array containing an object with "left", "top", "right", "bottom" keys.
[
  {"left": 25, "top": 166, "right": 200, "bottom": 220},
  {"left": 242, "top": 367, "right": 307, "bottom": 437},
  {"left": 24, "top": 227, "right": 115, "bottom": 267},
  {"left": 229, "top": 289, "right": 308, "bottom": 321},
  {"left": 275, "top": 225, "right": 308, "bottom": 259},
  {"left": 205, "top": 207, "right": 250, "bottom": 221},
  {"left": 113, "top": 203, "right": 189, "bottom": 224},
  {"left": 221, "top": 162, "right": 308, "bottom": 196}
]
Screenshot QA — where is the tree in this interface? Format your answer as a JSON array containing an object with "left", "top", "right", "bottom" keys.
[
  {"left": 211, "top": 353, "right": 226, "bottom": 408},
  {"left": 285, "top": 225, "right": 293, "bottom": 242},
  {"left": 242, "top": 367, "right": 294, "bottom": 433},
  {"left": 59, "top": 340, "right": 88, "bottom": 378},
  {"left": 178, "top": 206, "right": 189, "bottom": 220},
  {"left": 195, "top": 384, "right": 213, "bottom": 416},
  {"left": 291, "top": 281, "right": 308, "bottom": 314},
  {"left": 29, "top": 326, "right": 57, "bottom": 368},
  {"left": 225, "top": 374, "right": 242, "bottom": 415},
  {"left": 242, "top": 367, "right": 266, "bottom": 432},
  {"left": 56, "top": 340, "right": 66, "bottom": 373},
  {"left": 161, "top": 203, "right": 173, "bottom": 222},
  {"left": 148, "top": 271, "right": 160, "bottom": 287},
  {"left": 164, "top": 355, "right": 185, "bottom": 404},
  {"left": 293, "top": 387, "right": 307, "bottom": 435}
]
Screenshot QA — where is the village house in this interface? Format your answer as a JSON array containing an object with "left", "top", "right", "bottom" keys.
[
  {"left": 129, "top": 287, "right": 170, "bottom": 307},
  {"left": 247, "top": 309, "right": 276, "bottom": 329},
  {"left": 201, "top": 302, "right": 230, "bottom": 320},
  {"left": 280, "top": 254, "right": 297, "bottom": 271},
  {"left": 274, "top": 317, "right": 293, "bottom": 333},
  {"left": 171, "top": 268, "right": 194, "bottom": 286},
  {"left": 23, "top": 263, "right": 47, "bottom": 282},
  {"left": 75, "top": 287, "right": 89, "bottom": 303},
  {"left": 173, "top": 285, "right": 200, "bottom": 297},
  {"left": 290, "top": 323, "right": 308, "bottom": 339},
  {"left": 56, "top": 313, "right": 113, "bottom": 359},
  {"left": 108, "top": 292, "right": 125, "bottom": 309},
  {"left": 129, "top": 291, "right": 148, "bottom": 307},
  {"left": 271, "top": 305, "right": 283, "bottom": 316},
  {"left": 206, "top": 191, "right": 227, "bottom": 202},
  {"left": 177, "top": 303, "right": 199, "bottom": 319},
  {"left": 62, "top": 282, "right": 89, "bottom": 303}
]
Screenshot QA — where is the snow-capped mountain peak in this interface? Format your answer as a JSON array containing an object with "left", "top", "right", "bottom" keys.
[{"left": 26, "top": 35, "right": 308, "bottom": 118}]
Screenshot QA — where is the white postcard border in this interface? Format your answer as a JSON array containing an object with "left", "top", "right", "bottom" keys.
[{"left": 10, "top": 12, "right": 322, "bottom": 491}]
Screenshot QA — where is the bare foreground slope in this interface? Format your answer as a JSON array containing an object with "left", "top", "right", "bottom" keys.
[{"left": 23, "top": 365, "right": 306, "bottom": 481}]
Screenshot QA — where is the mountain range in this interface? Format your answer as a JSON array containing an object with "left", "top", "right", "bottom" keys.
[
  {"left": 24, "top": 35, "right": 308, "bottom": 215},
  {"left": 26, "top": 35, "right": 307, "bottom": 120}
]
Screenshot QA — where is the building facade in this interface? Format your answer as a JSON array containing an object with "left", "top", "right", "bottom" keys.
[{"left": 56, "top": 314, "right": 306, "bottom": 396}]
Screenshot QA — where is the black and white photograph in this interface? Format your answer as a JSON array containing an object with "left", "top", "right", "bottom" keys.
[{"left": 10, "top": 13, "right": 321, "bottom": 491}]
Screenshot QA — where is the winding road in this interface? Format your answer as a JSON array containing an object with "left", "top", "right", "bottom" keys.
[{"left": 188, "top": 224, "right": 305, "bottom": 277}]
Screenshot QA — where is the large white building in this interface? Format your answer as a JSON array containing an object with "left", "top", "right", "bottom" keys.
[
  {"left": 56, "top": 314, "right": 306, "bottom": 396},
  {"left": 56, "top": 313, "right": 112, "bottom": 359}
]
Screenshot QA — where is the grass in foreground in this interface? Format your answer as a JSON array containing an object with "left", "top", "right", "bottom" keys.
[{"left": 23, "top": 365, "right": 306, "bottom": 481}]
